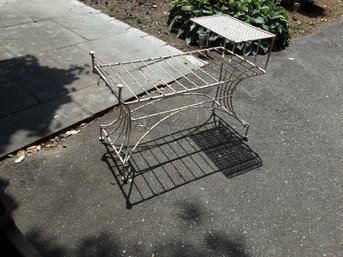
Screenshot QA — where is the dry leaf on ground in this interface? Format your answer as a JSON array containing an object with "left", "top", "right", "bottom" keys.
[
  {"left": 65, "top": 129, "right": 81, "bottom": 136},
  {"left": 14, "top": 150, "right": 25, "bottom": 163},
  {"left": 26, "top": 145, "right": 41, "bottom": 154}
]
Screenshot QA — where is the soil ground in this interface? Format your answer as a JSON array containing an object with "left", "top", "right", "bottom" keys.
[{"left": 80, "top": 0, "right": 343, "bottom": 49}]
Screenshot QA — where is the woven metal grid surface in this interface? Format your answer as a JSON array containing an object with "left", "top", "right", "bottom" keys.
[{"left": 191, "top": 15, "right": 275, "bottom": 43}]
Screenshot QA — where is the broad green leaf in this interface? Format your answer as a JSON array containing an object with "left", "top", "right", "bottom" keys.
[
  {"left": 181, "top": 5, "right": 194, "bottom": 11},
  {"left": 253, "top": 17, "right": 265, "bottom": 24},
  {"left": 177, "top": 27, "right": 184, "bottom": 37}
]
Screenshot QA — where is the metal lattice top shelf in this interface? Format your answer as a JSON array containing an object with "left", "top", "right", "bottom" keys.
[
  {"left": 191, "top": 15, "right": 275, "bottom": 43},
  {"left": 92, "top": 47, "right": 265, "bottom": 104}
]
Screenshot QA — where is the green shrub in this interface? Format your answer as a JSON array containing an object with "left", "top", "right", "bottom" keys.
[{"left": 168, "top": 0, "right": 290, "bottom": 53}]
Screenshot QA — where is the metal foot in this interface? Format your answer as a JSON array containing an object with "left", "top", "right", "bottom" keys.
[
  {"left": 126, "top": 201, "right": 133, "bottom": 209},
  {"left": 242, "top": 124, "right": 249, "bottom": 140},
  {"left": 121, "top": 164, "right": 132, "bottom": 183}
]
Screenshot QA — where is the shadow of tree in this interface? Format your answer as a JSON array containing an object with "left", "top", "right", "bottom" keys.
[
  {"left": 0, "top": 177, "right": 18, "bottom": 213},
  {"left": 205, "top": 233, "right": 249, "bottom": 257},
  {"left": 1, "top": 177, "right": 41, "bottom": 257},
  {"left": 284, "top": 3, "right": 325, "bottom": 18},
  {"left": 1, "top": 176, "right": 250, "bottom": 257},
  {"left": 0, "top": 55, "right": 86, "bottom": 157},
  {"left": 25, "top": 230, "right": 66, "bottom": 257},
  {"left": 24, "top": 203, "right": 250, "bottom": 257},
  {"left": 26, "top": 230, "right": 128, "bottom": 257},
  {"left": 298, "top": 3, "right": 325, "bottom": 18},
  {"left": 176, "top": 200, "right": 206, "bottom": 226},
  {"left": 154, "top": 235, "right": 250, "bottom": 257},
  {"left": 76, "top": 233, "right": 122, "bottom": 257},
  {"left": 169, "top": 200, "right": 251, "bottom": 257}
]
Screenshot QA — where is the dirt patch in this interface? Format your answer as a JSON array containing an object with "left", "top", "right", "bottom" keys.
[
  {"left": 80, "top": 0, "right": 195, "bottom": 51},
  {"left": 80, "top": 0, "right": 343, "bottom": 47},
  {"left": 287, "top": 0, "right": 343, "bottom": 38}
]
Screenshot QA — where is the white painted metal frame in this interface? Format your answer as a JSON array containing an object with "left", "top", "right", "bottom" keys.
[{"left": 90, "top": 15, "right": 275, "bottom": 181}]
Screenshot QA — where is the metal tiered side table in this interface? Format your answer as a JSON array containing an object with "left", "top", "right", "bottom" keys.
[{"left": 90, "top": 15, "right": 275, "bottom": 181}]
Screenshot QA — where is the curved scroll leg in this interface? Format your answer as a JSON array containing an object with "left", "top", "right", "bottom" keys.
[
  {"left": 99, "top": 130, "right": 105, "bottom": 142},
  {"left": 228, "top": 80, "right": 249, "bottom": 139},
  {"left": 217, "top": 80, "right": 250, "bottom": 140},
  {"left": 116, "top": 104, "right": 133, "bottom": 183},
  {"left": 121, "top": 163, "right": 133, "bottom": 184},
  {"left": 211, "top": 83, "right": 223, "bottom": 112},
  {"left": 211, "top": 60, "right": 227, "bottom": 111},
  {"left": 99, "top": 105, "right": 126, "bottom": 142},
  {"left": 99, "top": 103, "right": 134, "bottom": 182}
]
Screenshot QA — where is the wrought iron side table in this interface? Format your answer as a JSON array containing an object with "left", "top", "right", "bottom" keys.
[{"left": 90, "top": 15, "right": 275, "bottom": 181}]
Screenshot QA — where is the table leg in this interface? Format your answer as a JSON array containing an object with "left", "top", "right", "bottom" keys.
[
  {"left": 99, "top": 102, "right": 133, "bottom": 181},
  {"left": 215, "top": 80, "right": 250, "bottom": 139}
]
